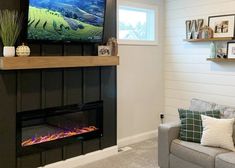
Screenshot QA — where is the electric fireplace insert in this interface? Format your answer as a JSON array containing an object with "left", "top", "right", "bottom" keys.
[{"left": 16, "top": 101, "right": 103, "bottom": 156}]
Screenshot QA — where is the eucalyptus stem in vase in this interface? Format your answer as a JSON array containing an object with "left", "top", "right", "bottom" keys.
[{"left": 0, "top": 10, "right": 23, "bottom": 57}]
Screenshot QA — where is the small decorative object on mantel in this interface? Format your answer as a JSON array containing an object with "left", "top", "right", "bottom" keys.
[
  {"left": 107, "top": 37, "right": 118, "bottom": 56},
  {"left": 208, "top": 14, "right": 235, "bottom": 38},
  {"left": 16, "top": 43, "right": 30, "bottom": 57},
  {"left": 0, "top": 10, "right": 23, "bottom": 57},
  {"left": 199, "top": 25, "right": 213, "bottom": 39},
  {"left": 227, "top": 42, "right": 235, "bottom": 58},
  {"left": 98, "top": 45, "right": 111, "bottom": 56}
]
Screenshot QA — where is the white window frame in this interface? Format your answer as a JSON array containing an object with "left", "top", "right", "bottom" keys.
[{"left": 117, "top": 0, "right": 159, "bottom": 46}]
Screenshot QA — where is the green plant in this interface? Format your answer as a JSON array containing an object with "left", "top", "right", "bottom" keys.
[{"left": 0, "top": 10, "right": 23, "bottom": 46}]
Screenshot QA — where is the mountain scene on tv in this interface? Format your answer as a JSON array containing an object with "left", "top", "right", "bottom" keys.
[{"left": 27, "top": 0, "right": 105, "bottom": 42}]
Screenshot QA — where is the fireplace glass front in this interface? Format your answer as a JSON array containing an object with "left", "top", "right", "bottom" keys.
[{"left": 16, "top": 101, "right": 103, "bottom": 156}]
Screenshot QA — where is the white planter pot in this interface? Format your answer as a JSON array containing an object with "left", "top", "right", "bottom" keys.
[{"left": 3, "top": 46, "right": 15, "bottom": 57}]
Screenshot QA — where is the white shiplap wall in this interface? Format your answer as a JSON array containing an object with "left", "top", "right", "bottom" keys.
[{"left": 164, "top": 0, "right": 235, "bottom": 122}]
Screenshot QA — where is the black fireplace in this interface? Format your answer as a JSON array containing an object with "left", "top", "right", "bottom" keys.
[{"left": 16, "top": 101, "right": 103, "bottom": 156}]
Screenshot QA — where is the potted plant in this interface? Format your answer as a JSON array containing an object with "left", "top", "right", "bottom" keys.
[{"left": 0, "top": 10, "right": 23, "bottom": 57}]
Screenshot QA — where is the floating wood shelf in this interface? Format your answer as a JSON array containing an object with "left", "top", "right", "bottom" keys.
[
  {"left": 0, "top": 56, "right": 119, "bottom": 70},
  {"left": 184, "top": 37, "right": 234, "bottom": 42},
  {"left": 207, "top": 58, "right": 235, "bottom": 62}
]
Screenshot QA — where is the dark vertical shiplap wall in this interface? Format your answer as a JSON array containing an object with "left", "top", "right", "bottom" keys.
[{"left": 0, "top": 0, "right": 117, "bottom": 167}]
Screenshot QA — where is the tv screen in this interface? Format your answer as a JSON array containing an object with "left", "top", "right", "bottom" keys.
[{"left": 26, "top": 0, "right": 106, "bottom": 43}]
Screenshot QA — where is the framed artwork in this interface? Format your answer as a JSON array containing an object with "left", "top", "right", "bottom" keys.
[
  {"left": 227, "top": 42, "right": 235, "bottom": 58},
  {"left": 216, "top": 47, "right": 227, "bottom": 58},
  {"left": 208, "top": 14, "right": 235, "bottom": 38}
]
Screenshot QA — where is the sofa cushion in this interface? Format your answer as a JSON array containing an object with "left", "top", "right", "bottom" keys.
[
  {"left": 189, "top": 98, "right": 235, "bottom": 144},
  {"left": 189, "top": 98, "right": 235, "bottom": 118},
  {"left": 219, "top": 108, "right": 235, "bottom": 145},
  {"left": 170, "top": 154, "right": 203, "bottom": 168},
  {"left": 216, "top": 152, "right": 235, "bottom": 168},
  {"left": 214, "top": 104, "right": 235, "bottom": 118},
  {"left": 201, "top": 115, "right": 235, "bottom": 151},
  {"left": 189, "top": 98, "right": 216, "bottom": 112},
  {"left": 178, "top": 109, "right": 220, "bottom": 143},
  {"left": 170, "top": 139, "right": 229, "bottom": 168}
]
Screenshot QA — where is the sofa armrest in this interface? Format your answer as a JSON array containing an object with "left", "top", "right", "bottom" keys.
[{"left": 158, "top": 122, "right": 180, "bottom": 168}]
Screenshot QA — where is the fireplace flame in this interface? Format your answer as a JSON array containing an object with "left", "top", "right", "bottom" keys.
[{"left": 22, "top": 126, "right": 98, "bottom": 147}]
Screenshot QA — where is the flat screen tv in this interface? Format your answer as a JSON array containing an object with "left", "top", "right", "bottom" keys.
[{"left": 25, "top": 0, "right": 106, "bottom": 43}]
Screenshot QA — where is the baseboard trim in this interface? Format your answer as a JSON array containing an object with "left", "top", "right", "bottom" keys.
[
  {"left": 117, "top": 130, "right": 158, "bottom": 148},
  {"left": 40, "top": 146, "right": 118, "bottom": 168}
]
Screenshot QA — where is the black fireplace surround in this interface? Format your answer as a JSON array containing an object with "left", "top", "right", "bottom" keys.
[
  {"left": 16, "top": 101, "right": 103, "bottom": 156},
  {"left": 0, "top": 0, "right": 116, "bottom": 167}
]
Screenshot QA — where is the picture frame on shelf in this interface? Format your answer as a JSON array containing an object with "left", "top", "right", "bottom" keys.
[
  {"left": 216, "top": 42, "right": 227, "bottom": 58},
  {"left": 208, "top": 14, "right": 235, "bottom": 38},
  {"left": 216, "top": 48, "right": 227, "bottom": 58},
  {"left": 227, "top": 42, "right": 235, "bottom": 58}
]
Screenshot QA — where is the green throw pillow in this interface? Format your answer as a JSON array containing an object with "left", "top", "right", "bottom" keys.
[{"left": 178, "top": 109, "right": 220, "bottom": 143}]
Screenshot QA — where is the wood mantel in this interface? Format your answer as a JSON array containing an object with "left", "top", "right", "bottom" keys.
[{"left": 0, "top": 56, "right": 119, "bottom": 70}]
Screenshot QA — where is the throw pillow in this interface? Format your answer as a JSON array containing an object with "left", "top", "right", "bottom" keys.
[
  {"left": 178, "top": 109, "right": 220, "bottom": 143},
  {"left": 201, "top": 115, "right": 235, "bottom": 151},
  {"left": 189, "top": 98, "right": 216, "bottom": 112}
]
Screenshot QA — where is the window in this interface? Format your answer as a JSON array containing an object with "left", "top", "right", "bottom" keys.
[{"left": 117, "top": 1, "right": 158, "bottom": 45}]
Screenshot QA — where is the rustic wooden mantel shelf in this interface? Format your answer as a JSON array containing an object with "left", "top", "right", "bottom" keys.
[{"left": 0, "top": 56, "right": 119, "bottom": 70}]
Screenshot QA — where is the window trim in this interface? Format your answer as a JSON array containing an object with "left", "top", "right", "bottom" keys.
[{"left": 117, "top": 0, "right": 159, "bottom": 46}]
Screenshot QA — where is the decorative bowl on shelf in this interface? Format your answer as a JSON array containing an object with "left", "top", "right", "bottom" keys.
[{"left": 16, "top": 43, "right": 30, "bottom": 57}]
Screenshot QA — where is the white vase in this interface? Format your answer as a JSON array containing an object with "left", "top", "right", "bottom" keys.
[{"left": 3, "top": 46, "right": 15, "bottom": 57}]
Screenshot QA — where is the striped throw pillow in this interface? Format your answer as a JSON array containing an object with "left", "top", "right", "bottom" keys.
[{"left": 178, "top": 109, "right": 220, "bottom": 143}]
